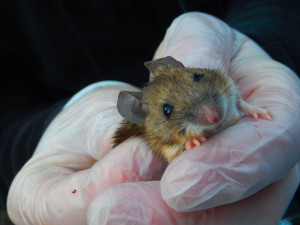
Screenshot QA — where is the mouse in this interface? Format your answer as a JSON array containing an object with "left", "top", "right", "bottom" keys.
[{"left": 112, "top": 56, "right": 272, "bottom": 163}]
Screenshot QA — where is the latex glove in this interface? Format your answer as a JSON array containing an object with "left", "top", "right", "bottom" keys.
[
  {"left": 155, "top": 12, "right": 300, "bottom": 212},
  {"left": 7, "top": 82, "right": 166, "bottom": 224},
  {"left": 7, "top": 13, "right": 300, "bottom": 225}
]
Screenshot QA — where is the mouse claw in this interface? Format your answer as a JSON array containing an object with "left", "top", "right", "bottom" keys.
[
  {"left": 185, "top": 136, "right": 207, "bottom": 150},
  {"left": 247, "top": 107, "right": 272, "bottom": 120},
  {"left": 186, "top": 140, "right": 199, "bottom": 150},
  {"left": 239, "top": 100, "right": 273, "bottom": 120},
  {"left": 253, "top": 108, "right": 273, "bottom": 120}
]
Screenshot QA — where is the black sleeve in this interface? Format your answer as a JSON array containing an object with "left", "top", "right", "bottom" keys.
[
  {"left": 0, "top": 100, "right": 66, "bottom": 210},
  {"left": 224, "top": 0, "right": 300, "bottom": 76},
  {"left": 0, "top": 46, "right": 68, "bottom": 210},
  {"left": 0, "top": 60, "right": 67, "bottom": 210},
  {"left": 0, "top": 3, "right": 69, "bottom": 209}
]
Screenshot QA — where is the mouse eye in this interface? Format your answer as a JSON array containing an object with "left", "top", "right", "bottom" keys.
[
  {"left": 163, "top": 103, "right": 174, "bottom": 119},
  {"left": 193, "top": 73, "right": 204, "bottom": 82}
]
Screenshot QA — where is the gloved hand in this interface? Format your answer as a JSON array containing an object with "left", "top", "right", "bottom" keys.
[
  {"left": 155, "top": 12, "right": 300, "bottom": 212},
  {"left": 7, "top": 12, "right": 300, "bottom": 225},
  {"left": 7, "top": 81, "right": 167, "bottom": 224}
]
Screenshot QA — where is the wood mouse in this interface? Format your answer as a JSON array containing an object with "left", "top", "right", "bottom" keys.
[{"left": 113, "top": 56, "right": 272, "bottom": 163}]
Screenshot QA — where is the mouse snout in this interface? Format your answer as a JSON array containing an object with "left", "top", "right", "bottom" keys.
[{"left": 197, "top": 104, "right": 220, "bottom": 124}]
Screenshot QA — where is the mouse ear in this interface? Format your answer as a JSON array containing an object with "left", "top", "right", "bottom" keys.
[
  {"left": 144, "top": 56, "right": 185, "bottom": 77},
  {"left": 117, "top": 91, "right": 148, "bottom": 124}
]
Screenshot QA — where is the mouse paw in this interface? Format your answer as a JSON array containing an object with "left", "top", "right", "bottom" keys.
[
  {"left": 239, "top": 100, "right": 272, "bottom": 120},
  {"left": 186, "top": 136, "right": 207, "bottom": 150}
]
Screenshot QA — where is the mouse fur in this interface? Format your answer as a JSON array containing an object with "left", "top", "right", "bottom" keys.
[{"left": 113, "top": 56, "right": 271, "bottom": 163}]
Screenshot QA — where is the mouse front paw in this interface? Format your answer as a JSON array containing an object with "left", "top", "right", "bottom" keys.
[
  {"left": 239, "top": 100, "right": 272, "bottom": 120},
  {"left": 185, "top": 135, "right": 207, "bottom": 150}
]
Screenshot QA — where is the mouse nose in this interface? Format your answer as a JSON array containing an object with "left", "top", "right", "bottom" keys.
[{"left": 197, "top": 104, "right": 220, "bottom": 124}]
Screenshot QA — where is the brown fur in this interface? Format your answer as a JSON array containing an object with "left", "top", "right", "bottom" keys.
[
  {"left": 113, "top": 120, "right": 145, "bottom": 147},
  {"left": 112, "top": 57, "right": 249, "bottom": 163},
  {"left": 113, "top": 65, "right": 243, "bottom": 163}
]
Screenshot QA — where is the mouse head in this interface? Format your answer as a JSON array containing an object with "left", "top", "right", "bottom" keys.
[
  {"left": 117, "top": 56, "right": 234, "bottom": 159},
  {"left": 117, "top": 56, "right": 230, "bottom": 125}
]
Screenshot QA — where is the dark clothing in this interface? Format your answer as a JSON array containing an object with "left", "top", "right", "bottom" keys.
[{"left": 1, "top": 0, "right": 300, "bottom": 209}]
